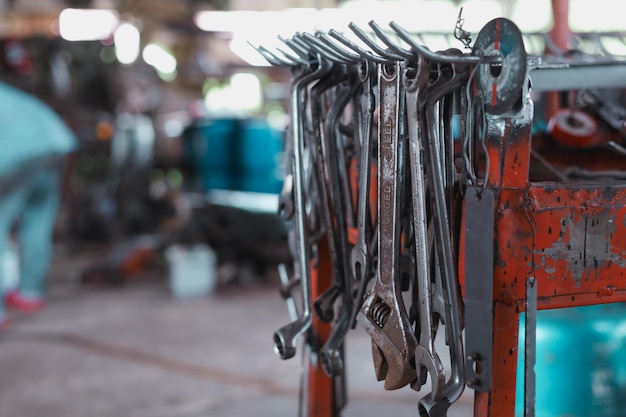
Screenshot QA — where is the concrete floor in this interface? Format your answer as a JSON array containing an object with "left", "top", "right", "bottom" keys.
[{"left": 0, "top": 243, "right": 475, "bottom": 417}]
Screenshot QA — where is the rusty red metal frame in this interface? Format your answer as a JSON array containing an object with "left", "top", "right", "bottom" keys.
[
  {"left": 306, "top": 112, "right": 626, "bottom": 417},
  {"left": 467, "top": 99, "right": 626, "bottom": 416}
]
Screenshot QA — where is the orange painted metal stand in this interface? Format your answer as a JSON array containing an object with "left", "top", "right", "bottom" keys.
[
  {"left": 304, "top": 161, "right": 376, "bottom": 417},
  {"left": 307, "top": 238, "right": 341, "bottom": 417},
  {"left": 471, "top": 107, "right": 626, "bottom": 416}
]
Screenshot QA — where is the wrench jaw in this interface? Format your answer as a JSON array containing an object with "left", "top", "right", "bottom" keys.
[
  {"left": 414, "top": 345, "right": 446, "bottom": 399},
  {"left": 314, "top": 284, "right": 342, "bottom": 323},
  {"left": 417, "top": 396, "right": 455, "bottom": 417},
  {"left": 371, "top": 342, "right": 389, "bottom": 381},
  {"left": 273, "top": 318, "right": 311, "bottom": 360},
  {"left": 320, "top": 346, "right": 344, "bottom": 378},
  {"left": 358, "top": 292, "right": 418, "bottom": 390},
  {"left": 319, "top": 311, "right": 351, "bottom": 377},
  {"left": 416, "top": 364, "right": 468, "bottom": 417}
]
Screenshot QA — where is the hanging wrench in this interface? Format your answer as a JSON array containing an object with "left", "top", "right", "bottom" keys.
[
  {"left": 357, "top": 60, "right": 418, "bottom": 390},
  {"left": 404, "top": 56, "right": 446, "bottom": 399},
  {"left": 309, "top": 65, "right": 351, "bottom": 323},
  {"left": 418, "top": 51, "right": 468, "bottom": 417},
  {"left": 349, "top": 59, "right": 377, "bottom": 329},
  {"left": 274, "top": 57, "right": 332, "bottom": 360},
  {"left": 318, "top": 70, "right": 362, "bottom": 377}
]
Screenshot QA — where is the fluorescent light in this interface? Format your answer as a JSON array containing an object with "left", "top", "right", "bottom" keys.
[
  {"left": 229, "top": 73, "right": 261, "bottom": 112},
  {"left": 59, "top": 8, "right": 119, "bottom": 41},
  {"left": 142, "top": 43, "right": 177, "bottom": 79},
  {"left": 194, "top": 10, "right": 256, "bottom": 33},
  {"left": 195, "top": 3, "right": 464, "bottom": 67},
  {"left": 570, "top": 0, "right": 626, "bottom": 32},
  {"left": 204, "top": 73, "right": 262, "bottom": 114},
  {"left": 114, "top": 22, "right": 141, "bottom": 64}
]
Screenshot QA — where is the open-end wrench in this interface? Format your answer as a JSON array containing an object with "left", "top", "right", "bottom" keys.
[
  {"left": 404, "top": 56, "right": 446, "bottom": 400},
  {"left": 274, "top": 57, "right": 332, "bottom": 360},
  {"left": 418, "top": 51, "right": 468, "bottom": 417},
  {"left": 357, "top": 60, "right": 418, "bottom": 390}
]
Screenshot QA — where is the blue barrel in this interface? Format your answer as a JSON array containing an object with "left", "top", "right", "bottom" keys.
[
  {"left": 235, "top": 118, "right": 284, "bottom": 194},
  {"left": 182, "top": 118, "right": 240, "bottom": 191},
  {"left": 516, "top": 303, "right": 626, "bottom": 417}
]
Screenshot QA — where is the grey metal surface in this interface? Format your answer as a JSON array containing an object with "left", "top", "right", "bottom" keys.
[
  {"left": 530, "top": 62, "right": 626, "bottom": 91},
  {"left": 463, "top": 186, "right": 495, "bottom": 392},
  {"left": 525, "top": 277, "right": 537, "bottom": 417}
]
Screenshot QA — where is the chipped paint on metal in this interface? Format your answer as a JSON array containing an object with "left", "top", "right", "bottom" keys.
[{"left": 535, "top": 209, "right": 626, "bottom": 286}]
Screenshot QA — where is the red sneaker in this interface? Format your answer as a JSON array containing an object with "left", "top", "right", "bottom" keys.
[{"left": 6, "top": 291, "right": 44, "bottom": 313}]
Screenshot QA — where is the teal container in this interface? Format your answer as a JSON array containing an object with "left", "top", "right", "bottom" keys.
[
  {"left": 234, "top": 118, "right": 284, "bottom": 194},
  {"left": 237, "top": 170, "right": 283, "bottom": 194},
  {"left": 516, "top": 303, "right": 626, "bottom": 417},
  {"left": 237, "top": 119, "right": 283, "bottom": 172},
  {"left": 183, "top": 118, "right": 240, "bottom": 190}
]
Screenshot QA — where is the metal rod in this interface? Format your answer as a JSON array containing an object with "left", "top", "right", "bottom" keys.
[
  {"left": 389, "top": 21, "right": 500, "bottom": 64},
  {"left": 524, "top": 277, "right": 537, "bottom": 417},
  {"left": 328, "top": 29, "right": 389, "bottom": 64}
]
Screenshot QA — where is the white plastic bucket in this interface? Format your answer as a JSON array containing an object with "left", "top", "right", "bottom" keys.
[
  {"left": 165, "top": 244, "right": 217, "bottom": 299},
  {"left": 1, "top": 240, "right": 19, "bottom": 293}
]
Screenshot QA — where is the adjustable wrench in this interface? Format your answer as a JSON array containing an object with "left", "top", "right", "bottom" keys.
[{"left": 357, "top": 60, "right": 418, "bottom": 390}]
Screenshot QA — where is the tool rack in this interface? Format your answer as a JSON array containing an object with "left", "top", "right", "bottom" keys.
[
  {"left": 258, "top": 14, "right": 626, "bottom": 417},
  {"left": 304, "top": 49, "right": 626, "bottom": 417}
]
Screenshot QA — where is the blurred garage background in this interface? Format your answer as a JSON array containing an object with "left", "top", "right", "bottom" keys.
[{"left": 0, "top": 1, "right": 624, "bottom": 417}]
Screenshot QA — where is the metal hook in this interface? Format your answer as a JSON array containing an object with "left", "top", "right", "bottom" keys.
[
  {"left": 283, "top": 34, "right": 323, "bottom": 66},
  {"left": 316, "top": 31, "right": 364, "bottom": 64},
  {"left": 348, "top": 21, "right": 406, "bottom": 61},
  {"left": 367, "top": 20, "right": 415, "bottom": 60},
  {"left": 299, "top": 32, "right": 356, "bottom": 64},
  {"left": 454, "top": 7, "right": 472, "bottom": 49},
  {"left": 278, "top": 34, "right": 312, "bottom": 60},
  {"left": 389, "top": 21, "right": 499, "bottom": 64},
  {"left": 256, "top": 35, "right": 310, "bottom": 66},
  {"left": 252, "top": 44, "right": 298, "bottom": 66},
  {"left": 275, "top": 44, "right": 312, "bottom": 66},
  {"left": 328, "top": 28, "right": 388, "bottom": 64}
]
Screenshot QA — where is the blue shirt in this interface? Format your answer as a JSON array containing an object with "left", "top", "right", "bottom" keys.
[{"left": 0, "top": 82, "right": 78, "bottom": 176}]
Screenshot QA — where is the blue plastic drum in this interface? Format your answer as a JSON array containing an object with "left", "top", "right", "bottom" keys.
[
  {"left": 183, "top": 118, "right": 240, "bottom": 191},
  {"left": 516, "top": 303, "right": 626, "bottom": 417},
  {"left": 235, "top": 118, "right": 284, "bottom": 194}
]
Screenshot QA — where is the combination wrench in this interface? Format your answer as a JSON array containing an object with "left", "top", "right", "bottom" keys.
[
  {"left": 404, "top": 55, "right": 446, "bottom": 400},
  {"left": 318, "top": 70, "right": 362, "bottom": 377},
  {"left": 274, "top": 57, "right": 332, "bottom": 360},
  {"left": 349, "top": 59, "right": 377, "bottom": 329},
  {"left": 418, "top": 51, "right": 468, "bottom": 417}
]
